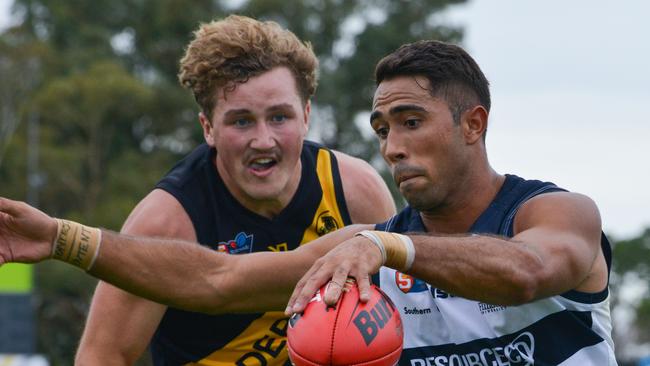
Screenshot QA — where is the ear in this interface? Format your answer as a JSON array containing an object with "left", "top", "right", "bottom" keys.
[
  {"left": 199, "top": 112, "right": 216, "bottom": 147},
  {"left": 301, "top": 100, "right": 311, "bottom": 136},
  {"left": 461, "top": 105, "right": 488, "bottom": 145}
]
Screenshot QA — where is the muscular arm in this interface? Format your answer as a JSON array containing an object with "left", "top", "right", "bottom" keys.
[
  {"left": 81, "top": 153, "right": 390, "bottom": 314},
  {"left": 406, "top": 192, "right": 606, "bottom": 305},
  {"left": 0, "top": 196, "right": 372, "bottom": 314},
  {"left": 76, "top": 190, "right": 193, "bottom": 365},
  {"left": 77, "top": 154, "right": 391, "bottom": 317},
  {"left": 288, "top": 191, "right": 608, "bottom": 310},
  {"left": 89, "top": 222, "right": 371, "bottom": 314}
]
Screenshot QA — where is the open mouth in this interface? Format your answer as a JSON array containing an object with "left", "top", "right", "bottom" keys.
[{"left": 249, "top": 157, "right": 278, "bottom": 172}]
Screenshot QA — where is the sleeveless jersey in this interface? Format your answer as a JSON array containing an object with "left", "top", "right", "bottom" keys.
[
  {"left": 374, "top": 174, "right": 616, "bottom": 366},
  {"left": 151, "top": 141, "right": 352, "bottom": 365}
]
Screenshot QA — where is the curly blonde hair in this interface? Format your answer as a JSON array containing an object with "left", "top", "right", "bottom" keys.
[{"left": 179, "top": 15, "right": 319, "bottom": 119}]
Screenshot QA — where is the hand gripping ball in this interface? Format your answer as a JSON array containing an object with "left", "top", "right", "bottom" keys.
[{"left": 287, "top": 279, "right": 403, "bottom": 366}]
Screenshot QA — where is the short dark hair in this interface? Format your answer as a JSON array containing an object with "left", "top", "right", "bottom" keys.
[{"left": 375, "top": 40, "right": 490, "bottom": 125}]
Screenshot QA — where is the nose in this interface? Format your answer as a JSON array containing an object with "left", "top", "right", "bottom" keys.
[
  {"left": 250, "top": 121, "right": 277, "bottom": 150},
  {"left": 383, "top": 130, "right": 407, "bottom": 164}
]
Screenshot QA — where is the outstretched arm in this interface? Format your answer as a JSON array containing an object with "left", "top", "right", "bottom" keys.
[
  {"left": 0, "top": 198, "right": 56, "bottom": 263},
  {"left": 0, "top": 197, "right": 370, "bottom": 313}
]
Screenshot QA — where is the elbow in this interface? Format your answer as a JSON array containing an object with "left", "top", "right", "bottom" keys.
[
  {"left": 185, "top": 290, "right": 227, "bottom": 315},
  {"left": 508, "top": 273, "right": 540, "bottom": 305},
  {"left": 193, "top": 273, "right": 232, "bottom": 315},
  {"left": 506, "top": 256, "right": 546, "bottom": 305},
  {"left": 166, "top": 269, "right": 232, "bottom": 315}
]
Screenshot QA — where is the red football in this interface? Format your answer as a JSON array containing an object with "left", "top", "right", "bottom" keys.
[{"left": 287, "top": 279, "right": 403, "bottom": 366}]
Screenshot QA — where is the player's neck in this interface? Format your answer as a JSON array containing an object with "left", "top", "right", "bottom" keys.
[{"left": 420, "top": 168, "right": 504, "bottom": 234}]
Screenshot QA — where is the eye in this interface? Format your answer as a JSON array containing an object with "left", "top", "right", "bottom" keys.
[
  {"left": 374, "top": 127, "right": 389, "bottom": 139},
  {"left": 404, "top": 118, "right": 420, "bottom": 128},
  {"left": 233, "top": 118, "right": 252, "bottom": 128},
  {"left": 270, "top": 114, "right": 287, "bottom": 123}
]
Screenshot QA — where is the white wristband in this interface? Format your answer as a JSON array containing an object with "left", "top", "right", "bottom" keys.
[{"left": 355, "top": 230, "right": 416, "bottom": 272}]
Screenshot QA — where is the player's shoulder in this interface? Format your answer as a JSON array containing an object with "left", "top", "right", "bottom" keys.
[
  {"left": 121, "top": 189, "right": 196, "bottom": 240},
  {"left": 521, "top": 190, "right": 598, "bottom": 215},
  {"left": 515, "top": 190, "right": 601, "bottom": 235},
  {"left": 332, "top": 150, "right": 375, "bottom": 176},
  {"left": 332, "top": 150, "right": 396, "bottom": 224},
  {"left": 301, "top": 140, "right": 380, "bottom": 189},
  {"left": 158, "top": 144, "right": 213, "bottom": 190}
]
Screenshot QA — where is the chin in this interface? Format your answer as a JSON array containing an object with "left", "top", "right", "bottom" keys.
[
  {"left": 403, "top": 190, "right": 440, "bottom": 212},
  {"left": 245, "top": 189, "right": 282, "bottom": 201}
]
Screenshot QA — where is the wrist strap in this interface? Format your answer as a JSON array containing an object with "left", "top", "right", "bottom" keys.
[
  {"left": 52, "top": 219, "right": 102, "bottom": 271},
  {"left": 355, "top": 230, "right": 415, "bottom": 272}
]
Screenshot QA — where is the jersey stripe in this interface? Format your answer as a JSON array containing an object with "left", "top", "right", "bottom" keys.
[{"left": 299, "top": 148, "right": 347, "bottom": 245}]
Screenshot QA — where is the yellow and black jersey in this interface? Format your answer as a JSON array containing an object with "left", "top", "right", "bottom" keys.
[{"left": 153, "top": 140, "right": 352, "bottom": 365}]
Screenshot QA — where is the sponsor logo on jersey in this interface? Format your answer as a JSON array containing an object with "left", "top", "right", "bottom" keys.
[
  {"left": 217, "top": 232, "right": 254, "bottom": 254},
  {"left": 430, "top": 287, "right": 455, "bottom": 299},
  {"left": 395, "top": 272, "right": 428, "bottom": 293},
  {"left": 403, "top": 306, "right": 432, "bottom": 315},
  {"left": 409, "top": 331, "right": 535, "bottom": 366},
  {"left": 506, "top": 332, "right": 535, "bottom": 364},
  {"left": 479, "top": 302, "right": 507, "bottom": 314},
  {"left": 234, "top": 317, "right": 288, "bottom": 366},
  {"left": 316, "top": 210, "right": 339, "bottom": 236}
]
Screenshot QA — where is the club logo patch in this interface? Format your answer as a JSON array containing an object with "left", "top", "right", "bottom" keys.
[
  {"left": 217, "top": 232, "right": 254, "bottom": 254},
  {"left": 395, "top": 272, "right": 428, "bottom": 293},
  {"left": 316, "top": 210, "right": 339, "bottom": 236}
]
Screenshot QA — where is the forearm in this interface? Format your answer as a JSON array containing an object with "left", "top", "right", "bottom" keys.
[
  {"left": 87, "top": 224, "right": 369, "bottom": 313},
  {"left": 88, "top": 230, "right": 232, "bottom": 313},
  {"left": 218, "top": 224, "right": 371, "bottom": 312},
  {"left": 4, "top": 198, "right": 368, "bottom": 314},
  {"left": 407, "top": 234, "right": 545, "bottom": 305}
]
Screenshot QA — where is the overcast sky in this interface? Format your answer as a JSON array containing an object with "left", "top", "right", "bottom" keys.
[
  {"left": 1, "top": 0, "right": 648, "bottom": 239},
  {"left": 441, "top": 0, "right": 650, "bottom": 239}
]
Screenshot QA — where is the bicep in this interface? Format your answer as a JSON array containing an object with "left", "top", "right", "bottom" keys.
[{"left": 512, "top": 192, "right": 603, "bottom": 296}]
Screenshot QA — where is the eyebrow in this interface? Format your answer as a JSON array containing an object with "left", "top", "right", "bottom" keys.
[
  {"left": 369, "top": 104, "right": 427, "bottom": 124},
  {"left": 223, "top": 103, "right": 296, "bottom": 119},
  {"left": 266, "top": 103, "right": 295, "bottom": 112},
  {"left": 223, "top": 108, "right": 251, "bottom": 119}
]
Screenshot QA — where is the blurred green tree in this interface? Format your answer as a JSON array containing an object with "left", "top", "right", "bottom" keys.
[
  {"left": 610, "top": 228, "right": 650, "bottom": 361},
  {"left": 0, "top": 0, "right": 466, "bottom": 364}
]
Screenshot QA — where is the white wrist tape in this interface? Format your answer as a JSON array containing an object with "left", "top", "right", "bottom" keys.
[
  {"left": 355, "top": 230, "right": 415, "bottom": 272},
  {"left": 356, "top": 230, "right": 387, "bottom": 265}
]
